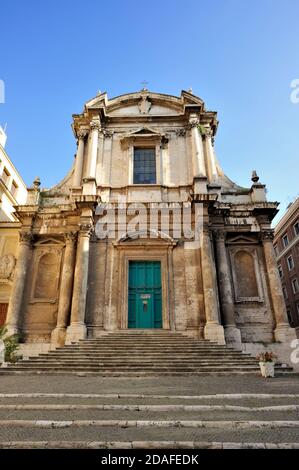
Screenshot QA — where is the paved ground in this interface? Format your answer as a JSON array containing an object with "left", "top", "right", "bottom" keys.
[
  {"left": 1, "top": 374, "right": 299, "bottom": 394},
  {"left": 0, "top": 375, "right": 299, "bottom": 448}
]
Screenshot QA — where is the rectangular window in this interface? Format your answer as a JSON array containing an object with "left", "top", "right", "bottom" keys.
[
  {"left": 292, "top": 278, "right": 299, "bottom": 294},
  {"left": 278, "top": 265, "right": 283, "bottom": 278},
  {"left": 297, "top": 304, "right": 299, "bottom": 315},
  {"left": 133, "top": 147, "right": 156, "bottom": 184},
  {"left": 287, "top": 255, "right": 294, "bottom": 271},
  {"left": 11, "top": 180, "right": 18, "bottom": 198},
  {"left": 283, "top": 286, "right": 288, "bottom": 299},
  {"left": 294, "top": 221, "right": 299, "bottom": 237},
  {"left": 282, "top": 234, "right": 289, "bottom": 248},
  {"left": 2, "top": 167, "right": 10, "bottom": 185},
  {"left": 274, "top": 245, "right": 279, "bottom": 257}
]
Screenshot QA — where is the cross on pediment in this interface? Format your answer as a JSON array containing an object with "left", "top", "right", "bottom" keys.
[{"left": 141, "top": 80, "right": 149, "bottom": 91}]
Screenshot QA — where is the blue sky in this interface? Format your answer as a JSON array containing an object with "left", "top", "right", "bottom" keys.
[{"left": 0, "top": 0, "right": 298, "bottom": 222}]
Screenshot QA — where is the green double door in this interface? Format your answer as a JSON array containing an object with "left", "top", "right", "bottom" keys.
[{"left": 128, "top": 261, "right": 162, "bottom": 329}]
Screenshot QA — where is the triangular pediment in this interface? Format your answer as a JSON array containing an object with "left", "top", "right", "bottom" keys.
[
  {"left": 35, "top": 237, "right": 64, "bottom": 246},
  {"left": 127, "top": 126, "right": 161, "bottom": 137},
  {"left": 226, "top": 234, "right": 258, "bottom": 245}
]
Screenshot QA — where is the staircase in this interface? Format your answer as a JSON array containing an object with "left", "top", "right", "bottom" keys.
[{"left": 0, "top": 330, "right": 293, "bottom": 376}]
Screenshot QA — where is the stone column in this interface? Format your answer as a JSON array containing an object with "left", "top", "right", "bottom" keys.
[
  {"left": 65, "top": 223, "right": 93, "bottom": 344},
  {"left": 201, "top": 226, "right": 225, "bottom": 344},
  {"left": 87, "top": 119, "right": 100, "bottom": 178},
  {"left": 205, "top": 129, "right": 218, "bottom": 182},
  {"left": 73, "top": 130, "right": 87, "bottom": 187},
  {"left": 83, "top": 119, "right": 100, "bottom": 195},
  {"left": 214, "top": 230, "right": 242, "bottom": 348},
  {"left": 261, "top": 230, "right": 296, "bottom": 342},
  {"left": 50, "top": 232, "right": 77, "bottom": 348},
  {"left": 5, "top": 232, "right": 33, "bottom": 336},
  {"left": 189, "top": 114, "right": 206, "bottom": 177}
]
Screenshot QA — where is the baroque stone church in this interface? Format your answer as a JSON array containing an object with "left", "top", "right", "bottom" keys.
[{"left": 5, "top": 88, "right": 296, "bottom": 361}]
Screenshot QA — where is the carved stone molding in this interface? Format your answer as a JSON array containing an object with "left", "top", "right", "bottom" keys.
[
  {"left": 64, "top": 232, "right": 78, "bottom": 244},
  {"left": 175, "top": 128, "right": 186, "bottom": 137},
  {"left": 19, "top": 232, "right": 34, "bottom": 245},
  {"left": 79, "top": 223, "right": 94, "bottom": 237},
  {"left": 188, "top": 117, "right": 200, "bottom": 129},
  {"left": 204, "top": 128, "right": 213, "bottom": 138},
  {"left": 90, "top": 119, "right": 101, "bottom": 131},
  {"left": 77, "top": 129, "right": 88, "bottom": 140},
  {"left": 0, "top": 254, "right": 16, "bottom": 280},
  {"left": 260, "top": 230, "right": 275, "bottom": 241},
  {"left": 213, "top": 230, "right": 226, "bottom": 242},
  {"left": 102, "top": 128, "right": 114, "bottom": 138}
]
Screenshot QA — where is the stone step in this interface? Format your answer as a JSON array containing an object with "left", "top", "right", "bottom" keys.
[
  {"left": 19, "top": 361, "right": 259, "bottom": 367},
  {"left": 8, "top": 331, "right": 292, "bottom": 376},
  {"left": 4, "top": 365, "right": 264, "bottom": 372}
]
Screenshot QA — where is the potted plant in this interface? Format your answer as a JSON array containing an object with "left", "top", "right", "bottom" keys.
[
  {"left": 0, "top": 326, "right": 22, "bottom": 366},
  {"left": 256, "top": 351, "right": 276, "bottom": 378}
]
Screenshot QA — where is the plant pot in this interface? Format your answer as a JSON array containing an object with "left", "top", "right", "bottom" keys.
[{"left": 259, "top": 361, "right": 275, "bottom": 378}]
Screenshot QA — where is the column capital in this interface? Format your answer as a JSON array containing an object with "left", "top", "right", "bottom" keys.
[
  {"left": 213, "top": 229, "right": 226, "bottom": 242},
  {"left": 101, "top": 128, "right": 113, "bottom": 138},
  {"left": 188, "top": 116, "right": 200, "bottom": 128},
  {"left": 64, "top": 231, "right": 78, "bottom": 244},
  {"left": 260, "top": 229, "right": 275, "bottom": 241},
  {"left": 79, "top": 223, "right": 94, "bottom": 237},
  {"left": 90, "top": 119, "right": 101, "bottom": 131},
  {"left": 77, "top": 129, "right": 88, "bottom": 141},
  {"left": 19, "top": 231, "right": 34, "bottom": 245}
]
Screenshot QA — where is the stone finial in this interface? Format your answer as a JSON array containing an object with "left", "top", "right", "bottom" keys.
[
  {"left": 251, "top": 170, "right": 259, "bottom": 184},
  {"left": 33, "top": 177, "right": 41, "bottom": 190},
  {"left": 187, "top": 88, "right": 193, "bottom": 94}
]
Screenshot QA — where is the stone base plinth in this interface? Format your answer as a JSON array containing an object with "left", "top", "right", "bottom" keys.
[
  {"left": 274, "top": 323, "right": 297, "bottom": 343},
  {"left": 204, "top": 323, "right": 225, "bottom": 345},
  {"left": 224, "top": 326, "right": 242, "bottom": 350},
  {"left": 5, "top": 325, "right": 19, "bottom": 338},
  {"left": 50, "top": 327, "right": 67, "bottom": 349},
  {"left": 65, "top": 323, "right": 87, "bottom": 344}
]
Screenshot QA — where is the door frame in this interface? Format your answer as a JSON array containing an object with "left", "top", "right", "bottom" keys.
[
  {"left": 117, "top": 246, "right": 174, "bottom": 330},
  {"left": 128, "top": 260, "right": 163, "bottom": 329}
]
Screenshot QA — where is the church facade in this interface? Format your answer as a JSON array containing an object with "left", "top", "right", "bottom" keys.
[{"left": 5, "top": 89, "right": 296, "bottom": 362}]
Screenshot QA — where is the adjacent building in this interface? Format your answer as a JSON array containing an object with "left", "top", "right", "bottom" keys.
[
  {"left": 0, "top": 126, "right": 27, "bottom": 326},
  {"left": 3, "top": 89, "right": 296, "bottom": 365},
  {"left": 274, "top": 197, "right": 299, "bottom": 337}
]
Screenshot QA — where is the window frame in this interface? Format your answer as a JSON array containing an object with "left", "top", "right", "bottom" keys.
[
  {"left": 294, "top": 221, "right": 299, "bottom": 237},
  {"left": 278, "top": 265, "right": 283, "bottom": 278},
  {"left": 292, "top": 278, "right": 299, "bottom": 294},
  {"left": 282, "top": 233, "right": 289, "bottom": 248},
  {"left": 287, "top": 255, "right": 295, "bottom": 271},
  {"left": 133, "top": 147, "right": 157, "bottom": 185}
]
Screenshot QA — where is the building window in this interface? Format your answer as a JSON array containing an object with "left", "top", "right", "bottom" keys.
[
  {"left": 292, "top": 278, "right": 299, "bottom": 294},
  {"left": 11, "top": 180, "right": 18, "bottom": 198},
  {"left": 294, "top": 221, "right": 299, "bottom": 237},
  {"left": 282, "top": 234, "right": 289, "bottom": 248},
  {"left": 297, "top": 303, "right": 299, "bottom": 315},
  {"left": 133, "top": 147, "right": 156, "bottom": 184},
  {"left": 278, "top": 265, "right": 283, "bottom": 278},
  {"left": 274, "top": 245, "right": 279, "bottom": 257},
  {"left": 287, "top": 255, "right": 295, "bottom": 271},
  {"left": 282, "top": 286, "right": 288, "bottom": 299},
  {"left": 1, "top": 167, "right": 10, "bottom": 186}
]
